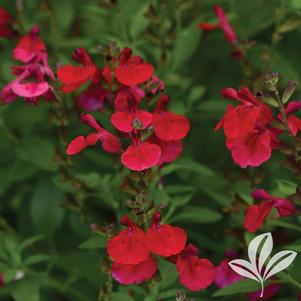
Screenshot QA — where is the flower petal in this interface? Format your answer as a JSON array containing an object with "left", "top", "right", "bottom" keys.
[
  {"left": 121, "top": 142, "right": 161, "bottom": 171},
  {"left": 112, "top": 256, "right": 157, "bottom": 285}
]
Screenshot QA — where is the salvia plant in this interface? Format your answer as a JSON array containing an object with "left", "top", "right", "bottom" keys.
[{"left": 0, "top": 1, "right": 301, "bottom": 301}]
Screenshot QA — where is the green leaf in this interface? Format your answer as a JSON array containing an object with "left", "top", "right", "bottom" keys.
[
  {"left": 267, "top": 220, "right": 301, "bottom": 232},
  {"left": 213, "top": 279, "right": 261, "bottom": 297},
  {"left": 158, "top": 259, "right": 178, "bottom": 290},
  {"left": 18, "top": 235, "right": 44, "bottom": 252},
  {"left": 79, "top": 236, "right": 107, "bottom": 249},
  {"left": 188, "top": 86, "right": 206, "bottom": 107},
  {"left": 170, "top": 206, "right": 222, "bottom": 224},
  {"left": 11, "top": 277, "right": 41, "bottom": 301},
  {"left": 30, "top": 180, "right": 64, "bottom": 235},
  {"left": 111, "top": 293, "right": 135, "bottom": 301},
  {"left": 170, "top": 20, "right": 201, "bottom": 71},
  {"left": 16, "top": 137, "right": 56, "bottom": 171},
  {"left": 24, "top": 254, "right": 51, "bottom": 266}
]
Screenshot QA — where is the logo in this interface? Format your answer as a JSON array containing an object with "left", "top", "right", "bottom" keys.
[{"left": 228, "top": 232, "right": 297, "bottom": 298}]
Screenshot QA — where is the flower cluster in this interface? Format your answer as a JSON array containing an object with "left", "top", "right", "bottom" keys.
[
  {"left": 215, "top": 83, "right": 301, "bottom": 168},
  {"left": 106, "top": 211, "right": 214, "bottom": 291},
  {"left": 0, "top": 7, "right": 16, "bottom": 39},
  {"left": 0, "top": 26, "right": 55, "bottom": 105},
  {"left": 62, "top": 47, "right": 190, "bottom": 171},
  {"left": 215, "top": 87, "right": 281, "bottom": 168},
  {"left": 244, "top": 189, "right": 295, "bottom": 233}
]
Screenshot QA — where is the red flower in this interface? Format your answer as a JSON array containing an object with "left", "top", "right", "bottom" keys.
[
  {"left": 152, "top": 111, "right": 190, "bottom": 141},
  {"left": 176, "top": 244, "right": 215, "bottom": 291},
  {"left": 121, "top": 142, "right": 161, "bottom": 171},
  {"left": 148, "top": 135, "right": 183, "bottom": 165},
  {"left": 0, "top": 27, "right": 55, "bottom": 105},
  {"left": 0, "top": 272, "right": 3, "bottom": 287},
  {"left": 215, "top": 87, "right": 276, "bottom": 168},
  {"left": 57, "top": 48, "right": 97, "bottom": 93},
  {"left": 114, "top": 85, "right": 145, "bottom": 111},
  {"left": 107, "top": 216, "right": 150, "bottom": 265},
  {"left": 13, "top": 26, "right": 46, "bottom": 63},
  {"left": 111, "top": 111, "right": 153, "bottom": 133},
  {"left": 213, "top": 5, "right": 237, "bottom": 44},
  {"left": 0, "top": 8, "right": 16, "bottom": 38},
  {"left": 214, "top": 257, "right": 243, "bottom": 288},
  {"left": 226, "top": 128, "right": 273, "bottom": 168},
  {"left": 146, "top": 211, "right": 187, "bottom": 257},
  {"left": 198, "top": 23, "right": 220, "bottom": 31},
  {"left": 77, "top": 83, "right": 110, "bottom": 112},
  {"left": 111, "top": 255, "right": 157, "bottom": 285},
  {"left": 277, "top": 101, "right": 301, "bottom": 136},
  {"left": 244, "top": 189, "right": 295, "bottom": 233},
  {"left": 66, "top": 114, "right": 122, "bottom": 155},
  {"left": 114, "top": 48, "right": 154, "bottom": 86},
  {"left": 198, "top": 5, "right": 237, "bottom": 44}
]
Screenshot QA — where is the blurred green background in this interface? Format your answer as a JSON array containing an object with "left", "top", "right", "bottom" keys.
[{"left": 1, "top": 0, "right": 301, "bottom": 300}]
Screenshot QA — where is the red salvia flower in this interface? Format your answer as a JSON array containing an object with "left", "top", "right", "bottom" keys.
[
  {"left": 214, "top": 252, "right": 243, "bottom": 288},
  {"left": 147, "top": 135, "right": 183, "bottom": 165},
  {"left": 176, "top": 244, "right": 215, "bottom": 291},
  {"left": 121, "top": 142, "right": 161, "bottom": 171},
  {"left": 152, "top": 95, "right": 190, "bottom": 141},
  {"left": 244, "top": 189, "right": 295, "bottom": 233},
  {"left": 106, "top": 216, "right": 150, "bottom": 265},
  {"left": 146, "top": 211, "right": 187, "bottom": 257},
  {"left": 77, "top": 83, "right": 110, "bottom": 112},
  {"left": 215, "top": 87, "right": 277, "bottom": 168},
  {"left": 57, "top": 48, "right": 97, "bottom": 93},
  {"left": 66, "top": 114, "right": 122, "bottom": 155},
  {"left": 277, "top": 101, "right": 301, "bottom": 136},
  {"left": 111, "top": 111, "right": 153, "bottom": 133},
  {"left": 0, "top": 26, "right": 55, "bottom": 105},
  {"left": 0, "top": 8, "right": 16, "bottom": 38},
  {"left": 198, "top": 5, "right": 237, "bottom": 44},
  {"left": 114, "top": 47, "right": 154, "bottom": 86},
  {"left": 226, "top": 128, "right": 273, "bottom": 168},
  {"left": 111, "top": 255, "right": 157, "bottom": 285},
  {"left": 213, "top": 5, "right": 237, "bottom": 44},
  {"left": 0, "top": 272, "right": 3, "bottom": 287},
  {"left": 13, "top": 26, "right": 46, "bottom": 63},
  {"left": 152, "top": 111, "right": 190, "bottom": 141}
]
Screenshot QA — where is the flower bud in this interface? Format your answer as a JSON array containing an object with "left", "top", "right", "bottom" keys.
[
  {"left": 282, "top": 80, "right": 297, "bottom": 104},
  {"left": 263, "top": 71, "right": 280, "bottom": 91}
]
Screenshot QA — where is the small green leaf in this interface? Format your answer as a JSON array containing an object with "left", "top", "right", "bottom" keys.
[
  {"left": 213, "top": 279, "right": 261, "bottom": 297},
  {"left": 24, "top": 254, "right": 51, "bottom": 266},
  {"left": 111, "top": 293, "right": 135, "bottom": 301},
  {"left": 11, "top": 277, "right": 41, "bottom": 301},
  {"left": 79, "top": 236, "right": 107, "bottom": 249},
  {"left": 18, "top": 235, "right": 44, "bottom": 252}
]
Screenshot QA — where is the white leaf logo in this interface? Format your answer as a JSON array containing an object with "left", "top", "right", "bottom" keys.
[{"left": 228, "top": 232, "right": 297, "bottom": 298}]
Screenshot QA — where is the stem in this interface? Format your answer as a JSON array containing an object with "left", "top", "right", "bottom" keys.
[{"left": 275, "top": 88, "right": 299, "bottom": 160}]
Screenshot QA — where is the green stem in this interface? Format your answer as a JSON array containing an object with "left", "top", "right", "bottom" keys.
[{"left": 275, "top": 88, "right": 299, "bottom": 160}]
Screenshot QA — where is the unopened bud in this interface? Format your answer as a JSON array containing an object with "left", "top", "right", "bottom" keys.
[
  {"left": 256, "top": 91, "right": 278, "bottom": 107},
  {"left": 282, "top": 80, "right": 297, "bottom": 104},
  {"left": 132, "top": 118, "right": 143, "bottom": 130},
  {"left": 263, "top": 71, "right": 280, "bottom": 91}
]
